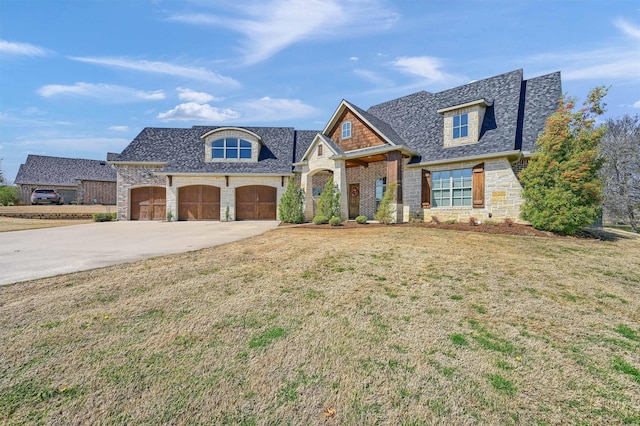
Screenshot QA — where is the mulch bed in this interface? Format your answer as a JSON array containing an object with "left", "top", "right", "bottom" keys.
[{"left": 282, "top": 220, "right": 623, "bottom": 240}]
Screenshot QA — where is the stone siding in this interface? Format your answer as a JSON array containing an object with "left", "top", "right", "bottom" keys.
[
  {"left": 116, "top": 164, "right": 287, "bottom": 221},
  {"left": 169, "top": 175, "right": 285, "bottom": 221},
  {"left": 403, "top": 157, "right": 526, "bottom": 223},
  {"left": 115, "top": 165, "right": 167, "bottom": 220}
]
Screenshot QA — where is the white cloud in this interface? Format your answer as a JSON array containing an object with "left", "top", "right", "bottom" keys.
[
  {"left": 389, "top": 56, "right": 455, "bottom": 83},
  {"left": 525, "top": 19, "right": 640, "bottom": 82},
  {"left": 615, "top": 18, "right": 640, "bottom": 39},
  {"left": 239, "top": 96, "right": 317, "bottom": 121},
  {"left": 16, "top": 136, "right": 130, "bottom": 154},
  {"left": 633, "top": 100, "right": 640, "bottom": 108},
  {"left": 109, "top": 125, "right": 129, "bottom": 132},
  {"left": 37, "top": 83, "right": 165, "bottom": 102},
  {"left": 177, "top": 87, "right": 223, "bottom": 103},
  {"left": 69, "top": 56, "right": 240, "bottom": 87},
  {"left": 350, "top": 56, "right": 359, "bottom": 62},
  {"left": 353, "top": 68, "right": 393, "bottom": 87},
  {"left": 157, "top": 102, "right": 240, "bottom": 122},
  {"left": 0, "top": 39, "right": 50, "bottom": 57},
  {"left": 170, "top": 0, "right": 398, "bottom": 65}
]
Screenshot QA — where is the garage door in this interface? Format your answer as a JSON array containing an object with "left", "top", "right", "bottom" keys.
[
  {"left": 131, "top": 187, "right": 166, "bottom": 220},
  {"left": 178, "top": 185, "right": 220, "bottom": 220},
  {"left": 236, "top": 185, "right": 277, "bottom": 220}
]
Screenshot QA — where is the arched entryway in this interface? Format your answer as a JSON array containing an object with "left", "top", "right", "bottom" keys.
[
  {"left": 178, "top": 185, "right": 220, "bottom": 220},
  {"left": 235, "top": 185, "right": 277, "bottom": 220},
  {"left": 130, "top": 186, "right": 166, "bottom": 220}
]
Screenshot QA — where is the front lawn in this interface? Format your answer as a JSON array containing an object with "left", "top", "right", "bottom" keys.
[{"left": 1, "top": 227, "right": 638, "bottom": 424}]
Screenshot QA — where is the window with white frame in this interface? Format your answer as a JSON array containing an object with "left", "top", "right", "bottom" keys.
[
  {"left": 342, "top": 121, "right": 352, "bottom": 139},
  {"left": 432, "top": 169, "right": 472, "bottom": 207},
  {"left": 212, "top": 138, "right": 252, "bottom": 159},
  {"left": 453, "top": 113, "right": 469, "bottom": 139}
]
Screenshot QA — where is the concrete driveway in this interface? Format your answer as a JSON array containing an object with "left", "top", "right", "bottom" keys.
[{"left": 0, "top": 221, "right": 279, "bottom": 286}]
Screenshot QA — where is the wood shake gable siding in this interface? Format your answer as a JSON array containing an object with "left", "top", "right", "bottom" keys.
[{"left": 328, "top": 110, "right": 388, "bottom": 152}]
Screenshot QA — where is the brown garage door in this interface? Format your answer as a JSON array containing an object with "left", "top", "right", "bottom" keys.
[
  {"left": 131, "top": 187, "right": 166, "bottom": 220},
  {"left": 236, "top": 185, "right": 277, "bottom": 220},
  {"left": 178, "top": 185, "right": 220, "bottom": 220}
]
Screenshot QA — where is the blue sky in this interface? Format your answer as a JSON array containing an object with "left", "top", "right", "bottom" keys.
[{"left": 1, "top": 0, "right": 639, "bottom": 183}]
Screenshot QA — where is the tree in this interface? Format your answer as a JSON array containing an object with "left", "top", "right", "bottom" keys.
[
  {"left": 374, "top": 182, "right": 398, "bottom": 224},
  {"left": 519, "top": 86, "right": 608, "bottom": 235},
  {"left": 0, "top": 158, "right": 5, "bottom": 186},
  {"left": 316, "top": 176, "right": 341, "bottom": 219},
  {"left": 600, "top": 115, "right": 640, "bottom": 232},
  {"left": 278, "top": 177, "right": 305, "bottom": 224}
]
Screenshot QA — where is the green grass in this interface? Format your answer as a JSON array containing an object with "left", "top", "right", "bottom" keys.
[{"left": 487, "top": 373, "right": 518, "bottom": 396}]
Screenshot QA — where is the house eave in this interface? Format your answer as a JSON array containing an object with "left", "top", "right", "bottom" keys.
[
  {"left": 331, "top": 144, "right": 418, "bottom": 160},
  {"left": 407, "top": 150, "right": 522, "bottom": 168},
  {"left": 108, "top": 160, "right": 168, "bottom": 167},
  {"left": 437, "top": 98, "right": 493, "bottom": 114},
  {"left": 154, "top": 171, "right": 293, "bottom": 177}
]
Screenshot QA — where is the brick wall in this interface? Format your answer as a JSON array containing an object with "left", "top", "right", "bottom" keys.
[
  {"left": 78, "top": 181, "right": 116, "bottom": 205},
  {"left": 346, "top": 161, "right": 386, "bottom": 219}
]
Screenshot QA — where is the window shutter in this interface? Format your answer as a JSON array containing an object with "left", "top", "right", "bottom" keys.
[
  {"left": 472, "top": 163, "right": 485, "bottom": 208},
  {"left": 421, "top": 169, "right": 431, "bottom": 208}
]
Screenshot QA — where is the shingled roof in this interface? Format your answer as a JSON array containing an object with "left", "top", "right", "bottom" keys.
[
  {"left": 365, "top": 69, "right": 561, "bottom": 163},
  {"left": 109, "top": 126, "right": 321, "bottom": 175},
  {"left": 14, "top": 155, "right": 116, "bottom": 186}
]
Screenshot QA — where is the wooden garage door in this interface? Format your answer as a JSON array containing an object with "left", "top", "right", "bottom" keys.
[
  {"left": 235, "top": 185, "right": 277, "bottom": 220},
  {"left": 131, "top": 187, "right": 166, "bottom": 220},
  {"left": 178, "top": 185, "right": 220, "bottom": 221}
]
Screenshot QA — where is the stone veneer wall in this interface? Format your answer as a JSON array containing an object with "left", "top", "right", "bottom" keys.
[
  {"left": 403, "top": 157, "right": 526, "bottom": 223},
  {"left": 115, "top": 165, "right": 167, "bottom": 220},
  {"left": 168, "top": 175, "right": 285, "bottom": 221},
  {"left": 116, "top": 165, "right": 287, "bottom": 221}
]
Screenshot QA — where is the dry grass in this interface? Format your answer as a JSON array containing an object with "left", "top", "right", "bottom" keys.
[
  {"left": 0, "top": 217, "right": 93, "bottom": 232},
  {"left": 1, "top": 227, "right": 639, "bottom": 425}
]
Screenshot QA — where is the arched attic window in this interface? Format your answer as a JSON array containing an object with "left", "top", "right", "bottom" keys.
[{"left": 202, "top": 128, "right": 262, "bottom": 163}]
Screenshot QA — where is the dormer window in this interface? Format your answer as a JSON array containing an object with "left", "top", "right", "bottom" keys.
[
  {"left": 317, "top": 144, "right": 323, "bottom": 157},
  {"left": 438, "top": 99, "right": 491, "bottom": 148},
  {"left": 212, "top": 138, "right": 252, "bottom": 159},
  {"left": 453, "top": 113, "right": 469, "bottom": 139},
  {"left": 202, "top": 127, "right": 261, "bottom": 163},
  {"left": 342, "top": 121, "right": 352, "bottom": 139}
]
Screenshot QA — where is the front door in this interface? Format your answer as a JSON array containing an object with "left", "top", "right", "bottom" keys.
[{"left": 349, "top": 183, "right": 360, "bottom": 219}]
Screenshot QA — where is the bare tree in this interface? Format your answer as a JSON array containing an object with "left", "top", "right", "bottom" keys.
[{"left": 600, "top": 115, "right": 640, "bottom": 232}]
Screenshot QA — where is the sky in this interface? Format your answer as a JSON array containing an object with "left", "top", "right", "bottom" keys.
[{"left": 1, "top": 0, "right": 639, "bottom": 183}]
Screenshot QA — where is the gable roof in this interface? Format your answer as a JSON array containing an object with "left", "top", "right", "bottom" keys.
[
  {"left": 109, "top": 126, "right": 320, "bottom": 175},
  {"left": 14, "top": 155, "right": 116, "bottom": 186},
  {"left": 365, "top": 69, "right": 561, "bottom": 163}
]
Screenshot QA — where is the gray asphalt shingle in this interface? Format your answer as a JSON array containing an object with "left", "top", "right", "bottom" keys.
[
  {"left": 14, "top": 155, "right": 116, "bottom": 186},
  {"left": 110, "top": 70, "right": 560, "bottom": 173},
  {"left": 366, "top": 69, "right": 561, "bottom": 163}
]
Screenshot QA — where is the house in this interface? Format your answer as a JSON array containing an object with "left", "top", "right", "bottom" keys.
[
  {"left": 107, "top": 127, "right": 317, "bottom": 221},
  {"left": 109, "top": 69, "right": 561, "bottom": 223},
  {"left": 14, "top": 155, "right": 117, "bottom": 205}
]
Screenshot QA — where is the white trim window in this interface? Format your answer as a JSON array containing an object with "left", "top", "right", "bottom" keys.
[
  {"left": 432, "top": 169, "right": 472, "bottom": 207},
  {"left": 342, "top": 121, "right": 352, "bottom": 139},
  {"left": 212, "top": 138, "right": 252, "bottom": 159}
]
